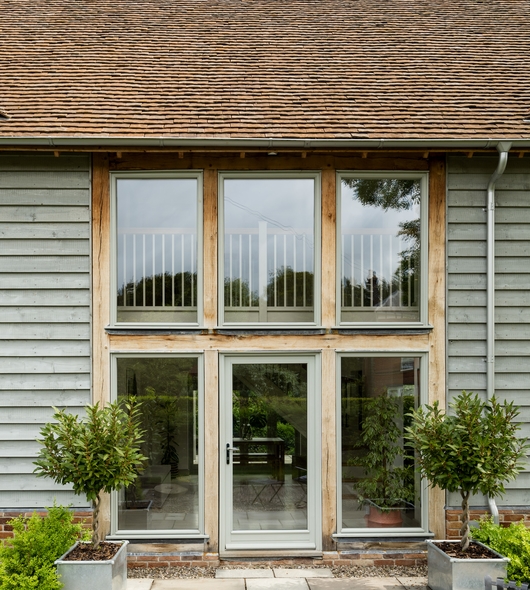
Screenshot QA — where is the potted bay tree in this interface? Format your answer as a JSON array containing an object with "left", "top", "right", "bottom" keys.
[
  {"left": 34, "top": 400, "right": 146, "bottom": 590},
  {"left": 405, "top": 390, "right": 527, "bottom": 590}
]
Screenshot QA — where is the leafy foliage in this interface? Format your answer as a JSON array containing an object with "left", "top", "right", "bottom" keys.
[
  {"left": 472, "top": 518, "right": 530, "bottom": 584},
  {"left": 0, "top": 505, "right": 90, "bottom": 590},
  {"left": 343, "top": 178, "right": 420, "bottom": 211},
  {"left": 34, "top": 400, "right": 146, "bottom": 546},
  {"left": 405, "top": 391, "right": 527, "bottom": 550},
  {"left": 353, "top": 393, "right": 414, "bottom": 511}
]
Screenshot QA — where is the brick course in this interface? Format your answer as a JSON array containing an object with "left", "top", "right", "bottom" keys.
[{"left": 446, "top": 508, "right": 530, "bottom": 540}]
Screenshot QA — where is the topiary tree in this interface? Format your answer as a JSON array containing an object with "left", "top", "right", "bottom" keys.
[
  {"left": 34, "top": 400, "right": 146, "bottom": 548},
  {"left": 405, "top": 390, "right": 527, "bottom": 551}
]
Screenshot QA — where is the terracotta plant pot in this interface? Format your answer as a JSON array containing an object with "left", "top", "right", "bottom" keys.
[{"left": 365, "top": 505, "right": 403, "bottom": 527}]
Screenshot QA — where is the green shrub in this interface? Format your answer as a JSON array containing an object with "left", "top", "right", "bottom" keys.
[
  {"left": 0, "top": 504, "right": 90, "bottom": 590},
  {"left": 472, "top": 517, "right": 530, "bottom": 584}
]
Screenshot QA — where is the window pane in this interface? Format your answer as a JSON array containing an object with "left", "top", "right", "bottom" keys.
[
  {"left": 232, "top": 363, "right": 308, "bottom": 531},
  {"left": 340, "top": 356, "right": 421, "bottom": 530},
  {"left": 116, "top": 178, "right": 198, "bottom": 323},
  {"left": 223, "top": 177, "right": 315, "bottom": 324},
  {"left": 340, "top": 178, "right": 421, "bottom": 323},
  {"left": 117, "top": 357, "right": 200, "bottom": 532}
]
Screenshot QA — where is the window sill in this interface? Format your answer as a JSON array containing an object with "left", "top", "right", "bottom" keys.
[
  {"left": 332, "top": 532, "right": 434, "bottom": 540},
  {"left": 106, "top": 326, "right": 204, "bottom": 335},
  {"left": 216, "top": 327, "right": 326, "bottom": 336},
  {"left": 334, "top": 325, "right": 433, "bottom": 335},
  {"left": 108, "top": 534, "right": 209, "bottom": 542}
]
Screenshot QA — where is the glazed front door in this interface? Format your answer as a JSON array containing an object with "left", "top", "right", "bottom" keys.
[{"left": 220, "top": 354, "right": 321, "bottom": 551}]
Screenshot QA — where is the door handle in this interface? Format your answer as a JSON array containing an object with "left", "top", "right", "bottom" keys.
[{"left": 226, "top": 442, "right": 240, "bottom": 465}]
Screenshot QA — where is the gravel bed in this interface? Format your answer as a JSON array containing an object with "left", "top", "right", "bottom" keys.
[{"left": 128, "top": 564, "right": 428, "bottom": 580}]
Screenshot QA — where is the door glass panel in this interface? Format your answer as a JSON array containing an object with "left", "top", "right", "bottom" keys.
[
  {"left": 223, "top": 177, "right": 315, "bottom": 324},
  {"left": 340, "top": 356, "right": 422, "bottom": 530},
  {"left": 116, "top": 357, "right": 200, "bottom": 532},
  {"left": 340, "top": 177, "right": 422, "bottom": 323},
  {"left": 116, "top": 177, "right": 199, "bottom": 324},
  {"left": 231, "top": 363, "right": 308, "bottom": 531}
]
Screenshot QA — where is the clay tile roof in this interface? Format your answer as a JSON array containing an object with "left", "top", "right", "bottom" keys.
[{"left": 0, "top": 0, "right": 529, "bottom": 140}]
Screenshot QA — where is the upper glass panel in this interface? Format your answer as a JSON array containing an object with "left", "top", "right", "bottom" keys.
[
  {"left": 339, "top": 175, "right": 424, "bottom": 324},
  {"left": 221, "top": 175, "right": 318, "bottom": 325},
  {"left": 114, "top": 175, "right": 201, "bottom": 325}
]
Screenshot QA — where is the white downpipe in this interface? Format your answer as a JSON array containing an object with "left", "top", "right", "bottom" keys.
[{"left": 486, "top": 141, "right": 511, "bottom": 524}]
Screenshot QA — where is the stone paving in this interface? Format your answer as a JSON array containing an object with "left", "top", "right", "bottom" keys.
[{"left": 126, "top": 569, "right": 429, "bottom": 589}]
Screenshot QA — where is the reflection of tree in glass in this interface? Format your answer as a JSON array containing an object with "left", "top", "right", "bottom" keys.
[
  {"left": 225, "top": 268, "right": 314, "bottom": 308},
  {"left": 224, "top": 277, "right": 260, "bottom": 307},
  {"left": 118, "top": 271, "right": 197, "bottom": 307},
  {"left": 342, "top": 178, "right": 420, "bottom": 308},
  {"left": 267, "top": 267, "right": 313, "bottom": 307},
  {"left": 344, "top": 178, "right": 420, "bottom": 212}
]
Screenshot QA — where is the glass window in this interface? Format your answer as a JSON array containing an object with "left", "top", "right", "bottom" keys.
[
  {"left": 231, "top": 362, "right": 308, "bottom": 531},
  {"left": 221, "top": 174, "right": 320, "bottom": 325},
  {"left": 113, "top": 173, "right": 202, "bottom": 325},
  {"left": 339, "top": 355, "right": 424, "bottom": 532},
  {"left": 339, "top": 174, "right": 426, "bottom": 324},
  {"left": 115, "top": 356, "right": 202, "bottom": 534}
]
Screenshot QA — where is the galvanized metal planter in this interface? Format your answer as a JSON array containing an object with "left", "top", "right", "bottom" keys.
[
  {"left": 55, "top": 540, "right": 128, "bottom": 590},
  {"left": 427, "top": 539, "right": 509, "bottom": 590}
]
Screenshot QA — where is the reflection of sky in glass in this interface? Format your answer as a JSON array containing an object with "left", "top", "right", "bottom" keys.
[
  {"left": 117, "top": 179, "right": 197, "bottom": 291},
  {"left": 225, "top": 179, "right": 314, "bottom": 230},
  {"left": 341, "top": 179, "right": 420, "bottom": 296},
  {"left": 224, "top": 179, "right": 315, "bottom": 304}
]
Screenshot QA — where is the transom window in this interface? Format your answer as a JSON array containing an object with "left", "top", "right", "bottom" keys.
[
  {"left": 338, "top": 173, "right": 428, "bottom": 325},
  {"left": 111, "top": 172, "right": 202, "bottom": 326},
  {"left": 219, "top": 173, "right": 321, "bottom": 326}
]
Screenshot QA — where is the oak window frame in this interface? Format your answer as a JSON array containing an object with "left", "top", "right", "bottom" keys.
[
  {"left": 218, "top": 171, "right": 322, "bottom": 328},
  {"left": 336, "top": 171, "right": 429, "bottom": 328},
  {"left": 109, "top": 170, "right": 204, "bottom": 328},
  {"left": 335, "top": 351, "right": 430, "bottom": 538}
]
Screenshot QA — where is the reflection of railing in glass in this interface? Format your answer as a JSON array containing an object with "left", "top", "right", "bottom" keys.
[
  {"left": 117, "top": 229, "right": 197, "bottom": 308},
  {"left": 341, "top": 230, "right": 418, "bottom": 309},
  {"left": 224, "top": 223, "right": 314, "bottom": 311}
]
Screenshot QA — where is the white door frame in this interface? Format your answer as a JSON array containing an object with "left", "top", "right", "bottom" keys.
[{"left": 219, "top": 352, "right": 322, "bottom": 551}]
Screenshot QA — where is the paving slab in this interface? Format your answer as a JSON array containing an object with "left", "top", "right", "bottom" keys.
[
  {"left": 151, "top": 580, "right": 245, "bottom": 590},
  {"left": 307, "top": 578, "right": 405, "bottom": 590},
  {"left": 274, "top": 568, "right": 334, "bottom": 578},
  {"left": 247, "top": 579, "right": 310, "bottom": 590},
  {"left": 127, "top": 580, "right": 154, "bottom": 590},
  {"left": 216, "top": 568, "right": 274, "bottom": 578},
  {"left": 395, "top": 577, "right": 429, "bottom": 589}
]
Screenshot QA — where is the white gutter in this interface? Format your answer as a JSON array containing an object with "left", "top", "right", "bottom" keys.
[
  {"left": 0, "top": 137, "right": 529, "bottom": 149},
  {"left": 486, "top": 141, "right": 511, "bottom": 525}
]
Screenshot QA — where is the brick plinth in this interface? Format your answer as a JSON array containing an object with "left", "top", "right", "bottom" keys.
[
  {"left": 445, "top": 508, "right": 530, "bottom": 540},
  {"left": 0, "top": 509, "right": 93, "bottom": 539},
  {"left": 126, "top": 545, "right": 427, "bottom": 569}
]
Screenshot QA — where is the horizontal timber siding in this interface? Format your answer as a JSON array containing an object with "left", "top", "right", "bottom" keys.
[
  {"left": 0, "top": 153, "right": 91, "bottom": 509},
  {"left": 447, "top": 154, "right": 530, "bottom": 507}
]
